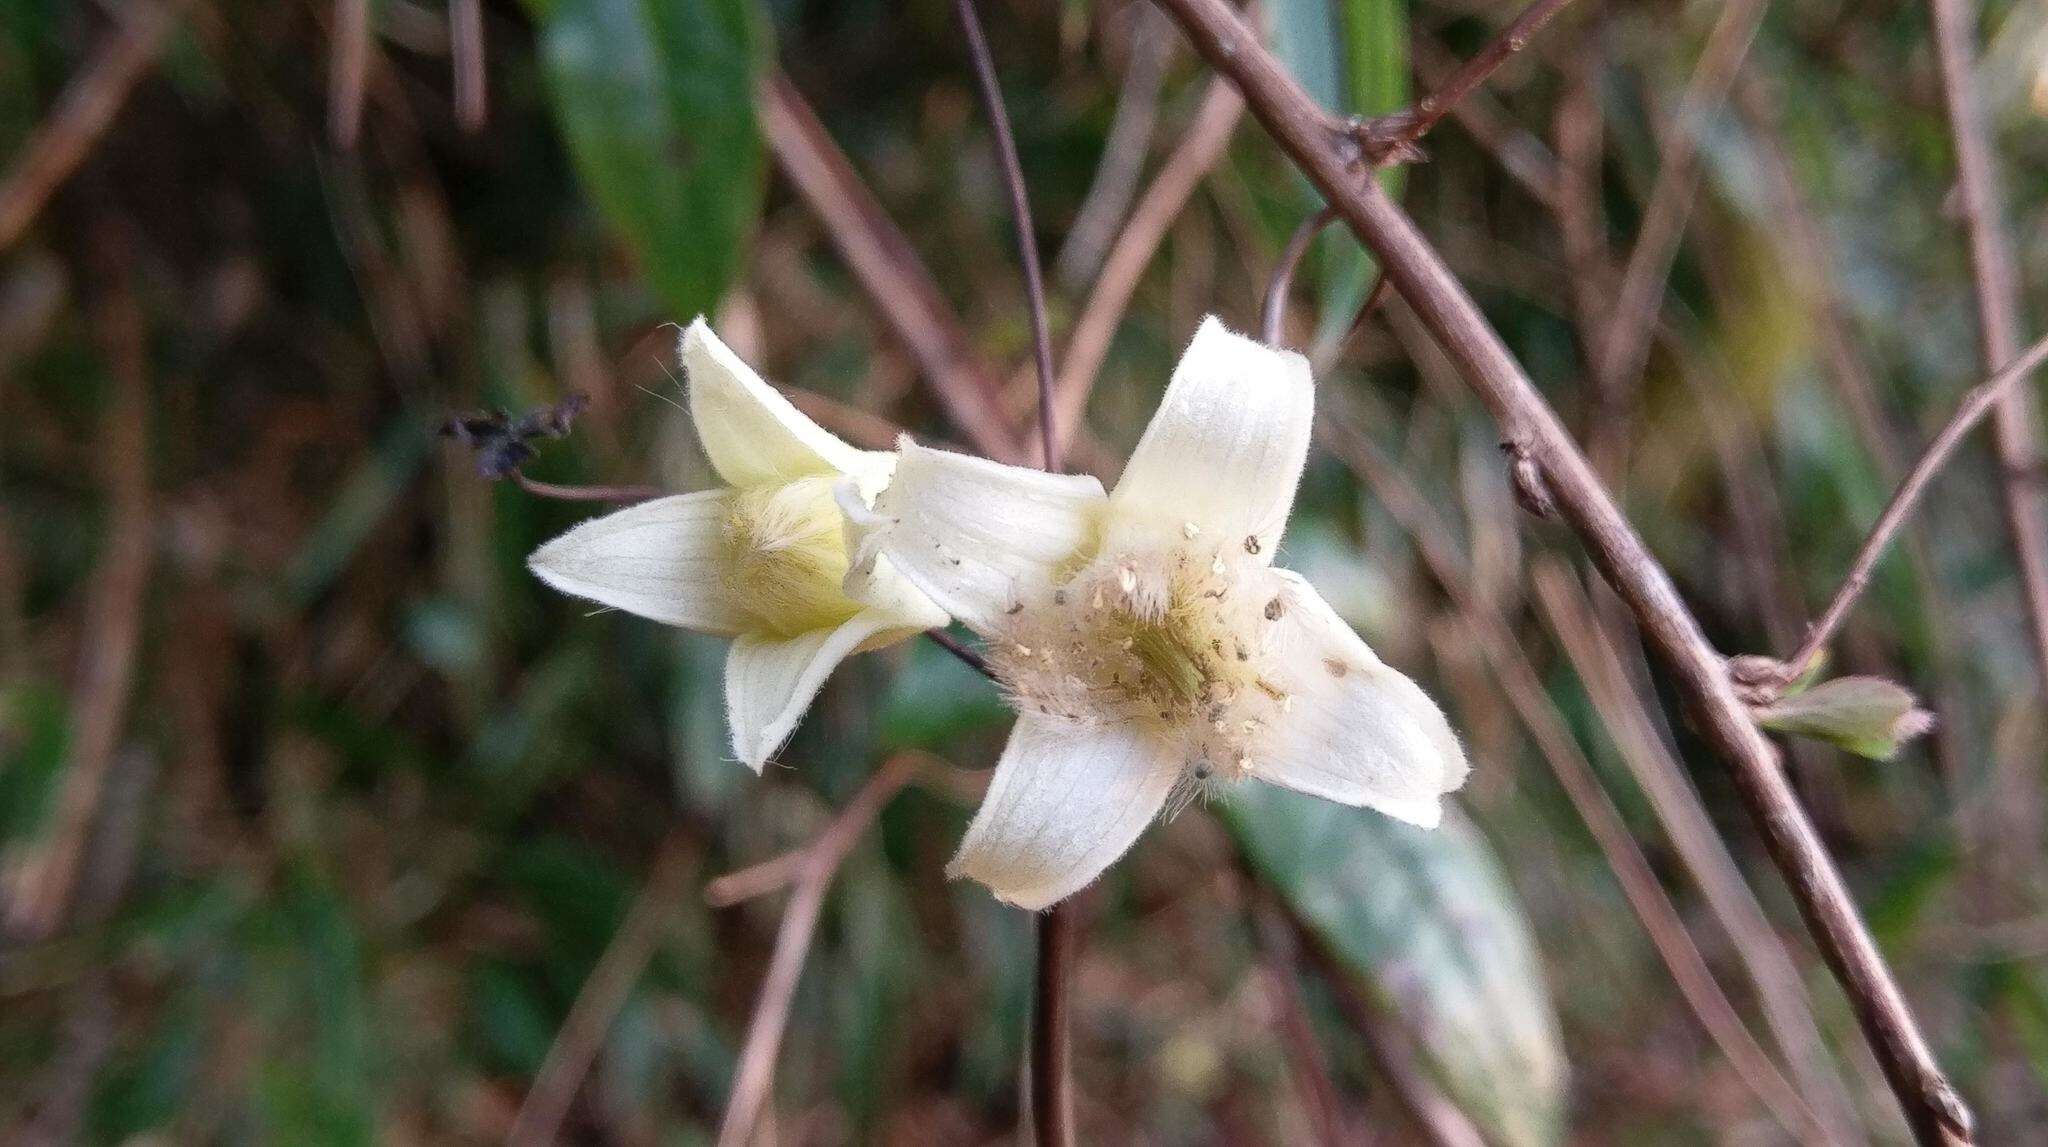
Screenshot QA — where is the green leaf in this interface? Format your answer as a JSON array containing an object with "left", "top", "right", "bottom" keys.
[
  {"left": 1267, "top": 0, "right": 1346, "bottom": 114},
  {"left": 877, "top": 638, "right": 1008, "bottom": 751},
  {"left": 1340, "top": 0, "right": 1408, "bottom": 122},
  {"left": 1224, "top": 788, "right": 1565, "bottom": 1147},
  {"left": 252, "top": 865, "right": 377, "bottom": 1147},
  {"left": 1755, "top": 675, "right": 1933, "bottom": 760},
  {"left": 528, "top": 0, "right": 767, "bottom": 320},
  {"left": 0, "top": 677, "right": 70, "bottom": 843},
  {"left": 1265, "top": 0, "right": 1407, "bottom": 353}
]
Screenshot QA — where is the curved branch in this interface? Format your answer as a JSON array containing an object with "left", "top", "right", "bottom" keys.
[{"left": 1146, "top": 0, "right": 1969, "bottom": 1139}]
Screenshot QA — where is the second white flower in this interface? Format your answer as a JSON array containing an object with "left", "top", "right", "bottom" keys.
[{"left": 843, "top": 316, "right": 1469, "bottom": 909}]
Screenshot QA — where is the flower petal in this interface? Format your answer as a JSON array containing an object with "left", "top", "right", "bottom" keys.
[
  {"left": 1256, "top": 572, "right": 1468, "bottom": 827},
  {"left": 684, "top": 317, "right": 877, "bottom": 487},
  {"left": 1106, "top": 315, "right": 1313, "bottom": 562},
  {"left": 847, "top": 438, "right": 1107, "bottom": 631},
  {"left": 948, "top": 717, "right": 1180, "bottom": 909},
  {"left": 725, "top": 610, "right": 910, "bottom": 771},
  {"left": 528, "top": 491, "right": 742, "bottom": 634}
]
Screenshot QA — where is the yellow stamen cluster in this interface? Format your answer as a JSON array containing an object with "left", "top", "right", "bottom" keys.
[
  {"left": 723, "top": 475, "right": 861, "bottom": 638},
  {"left": 988, "top": 540, "right": 1299, "bottom": 804}
]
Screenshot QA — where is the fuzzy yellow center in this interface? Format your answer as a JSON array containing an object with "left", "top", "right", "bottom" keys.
[
  {"left": 723, "top": 475, "right": 861, "bottom": 638},
  {"left": 988, "top": 543, "right": 1294, "bottom": 799}
]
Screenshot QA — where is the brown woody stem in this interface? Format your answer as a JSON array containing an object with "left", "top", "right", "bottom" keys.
[{"left": 1148, "top": 0, "right": 1969, "bottom": 1139}]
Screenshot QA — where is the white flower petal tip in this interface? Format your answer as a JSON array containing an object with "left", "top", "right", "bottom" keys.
[
  {"left": 682, "top": 317, "right": 870, "bottom": 487},
  {"left": 527, "top": 491, "right": 744, "bottom": 635},
  {"left": 945, "top": 719, "right": 1179, "bottom": 911},
  {"left": 1254, "top": 575, "right": 1469, "bottom": 823},
  {"left": 1107, "top": 314, "right": 1315, "bottom": 558},
  {"left": 725, "top": 612, "right": 907, "bottom": 772}
]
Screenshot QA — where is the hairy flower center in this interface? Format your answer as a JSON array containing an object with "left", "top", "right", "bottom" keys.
[
  {"left": 723, "top": 475, "right": 861, "bottom": 638},
  {"left": 989, "top": 543, "right": 1294, "bottom": 796}
]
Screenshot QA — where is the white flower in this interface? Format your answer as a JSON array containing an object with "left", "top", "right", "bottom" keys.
[
  {"left": 842, "top": 316, "right": 1468, "bottom": 909},
  {"left": 528, "top": 318, "right": 948, "bottom": 772}
]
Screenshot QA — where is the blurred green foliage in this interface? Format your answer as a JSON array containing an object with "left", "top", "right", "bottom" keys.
[{"left": 5, "top": 0, "right": 2048, "bottom": 1142}]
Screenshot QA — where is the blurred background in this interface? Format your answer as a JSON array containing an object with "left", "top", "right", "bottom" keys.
[{"left": 6, "top": 0, "right": 2048, "bottom": 1141}]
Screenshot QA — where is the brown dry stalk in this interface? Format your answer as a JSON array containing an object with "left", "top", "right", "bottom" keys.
[
  {"left": 2, "top": 264, "right": 153, "bottom": 941},
  {"left": 1148, "top": 0, "right": 1968, "bottom": 1138},
  {"left": 1588, "top": 0, "right": 1768, "bottom": 423},
  {"left": 1786, "top": 333, "right": 2048, "bottom": 679},
  {"left": 1924, "top": 0, "right": 2048, "bottom": 873},
  {"left": 1047, "top": 77, "right": 1244, "bottom": 460},
  {"left": 0, "top": 1, "right": 187, "bottom": 252},
  {"left": 1409, "top": 36, "right": 1559, "bottom": 207},
  {"left": 329, "top": 0, "right": 371, "bottom": 147},
  {"left": 1283, "top": 901, "right": 1487, "bottom": 1147},
  {"left": 1352, "top": 0, "right": 1580, "bottom": 166},
  {"left": 1530, "top": 559, "right": 1866, "bottom": 1143},
  {"left": 1247, "top": 895, "right": 1345, "bottom": 1145},
  {"left": 1318, "top": 412, "right": 1838, "bottom": 1143},
  {"left": 714, "top": 756, "right": 922, "bottom": 1147},
  {"left": 506, "top": 837, "right": 694, "bottom": 1147},
  {"left": 1055, "top": 7, "right": 1177, "bottom": 288},
  {"left": 760, "top": 73, "right": 1027, "bottom": 465},
  {"left": 450, "top": 0, "right": 487, "bottom": 132}
]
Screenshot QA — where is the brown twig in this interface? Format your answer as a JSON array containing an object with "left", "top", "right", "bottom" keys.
[
  {"left": 1587, "top": 0, "right": 1768, "bottom": 473},
  {"left": 1148, "top": 0, "right": 1968, "bottom": 1138},
  {"left": 507, "top": 836, "right": 695, "bottom": 1147},
  {"left": 1283, "top": 905, "right": 1486, "bottom": 1147},
  {"left": 1261, "top": 206, "right": 1336, "bottom": 346},
  {"left": 925, "top": 626, "right": 993, "bottom": 677},
  {"left": 329, "top": 0, "right": 371, "bottom": 147},
  {"left": 956, "top": 15, "right": 1088, "bottom": 1129},
  {"left": 450, "top": 0, "right": 486, "bottom": 132},
  {"left": 1732, "top": 75, "right": 1970, "bottom": 778},
  {"left": 1055, "top": 7, "right": 1176, "bottom": 288},
  {"left": 1530, "top": 559, "right": 1869, "bottom": 1143},
  {"left": 954, "top": 0, "right": 1057, "bottom": 471},
  {"left": 760, "top": 74, "right": 1027, "bottom": 464},
  {"left": 1353, "top": 0, "right": 1580, "bottom": 166},
  {"left": 1048, "top": 77, "right": 1243, "bottom": 460},
  {"left": 1249, "top": 896, "right": 1345, "bottom": 1145},
  {"left": 1784, "top": 333, "right": 2048, "bottom": 680},
  {"left": 1925, "top": 0, "right": 2048, "bottom": 869},
  {"left": 512, "top": 472, "right": 663, "bottom": 505},
  {"left": 1409, "top": 37, "right": 1559, "bottom": 207},
  {"left": 715, "top": 755, "right": 922, "bottom": 1147},
  {"left": 1319, "top": 410, "right": 1840, "bottom": 1143},
  {"left": 0, "top": 1, "right": 186, "bottom": 252},
  {"left": 3, "top": 258, "right": 153, "bottom": 941},
  {"left": 1029, "top": 897, "right": 1078, "bottom": 1147}
]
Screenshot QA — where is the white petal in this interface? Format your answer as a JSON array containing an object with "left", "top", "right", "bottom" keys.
[
  {"left": 1107, "top": 315, "right": 1313, "bottom": 562},
  {"left": 528, "top": 491, "right": 742, "bottom": 635},
  {"left": 831, "top": 467, "right": 951, "bottom": 631},
  {"left": 725, "top": 611, "right": 908, "bottom": 771},
  {"left": 684, "top": 317, "right": 878, "bottom": 487},
  {"left": 841, "top": 547, "right": 951, "bottom": 631},
  {"left": 1257, "top": 572, "right": 1467, "bottom": 827},
  {"left": 851, "top": 438, "right": 1107, "bottom": 632},
  {"left": 948, "top": 717, "right": 1180, "bottom": 909}
]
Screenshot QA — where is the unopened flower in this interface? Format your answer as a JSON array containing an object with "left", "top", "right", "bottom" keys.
[
  {"left": 529, "top": 318, "right": 947, "bottom": 771},
  {"left": 843, "top": 316, "right": 1467, "bottom": 908}
]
